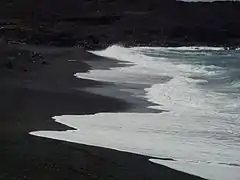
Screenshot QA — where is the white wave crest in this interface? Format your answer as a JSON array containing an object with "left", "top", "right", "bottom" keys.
[{"left": 133, "top": 46, "right": 225, "bottom": 51}]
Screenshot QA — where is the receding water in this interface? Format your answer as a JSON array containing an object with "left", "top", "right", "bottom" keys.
[{"left": 30, "top": 45, "right": 240, "bottom": 180}]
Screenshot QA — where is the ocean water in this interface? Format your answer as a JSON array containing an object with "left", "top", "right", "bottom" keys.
[{"left": 30, "top": 45, "right": 240, "bottom": 180}]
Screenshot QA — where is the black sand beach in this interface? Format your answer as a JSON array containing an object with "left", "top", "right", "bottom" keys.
[
  {"left": 1, "top": 0, "right": 239, "bottom": 179},
  {"left": 0, "top": 44, "right": 206, "bottom": 180}
]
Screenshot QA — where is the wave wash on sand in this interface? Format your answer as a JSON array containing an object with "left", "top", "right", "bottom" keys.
[{"left": 30, "top": 45, "right": 240, "bottom": 180}]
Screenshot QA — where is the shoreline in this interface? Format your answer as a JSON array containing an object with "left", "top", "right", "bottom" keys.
[
  {"left": 0, "top": 43, "right": 206, "bottom": 180},
  {"left": 0, "top": 0, "right": 239, "bottom": 178}
]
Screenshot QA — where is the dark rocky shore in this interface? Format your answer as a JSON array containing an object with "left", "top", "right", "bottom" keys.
[{"left": 0, "top": 0, "right": 240, "bottom": 49}]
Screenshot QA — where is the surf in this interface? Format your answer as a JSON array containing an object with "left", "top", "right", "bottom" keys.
[{"left": 30, "top": 45, "right": 240, "bottom": 180}]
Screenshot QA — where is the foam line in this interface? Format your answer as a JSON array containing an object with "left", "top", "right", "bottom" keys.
[{"left": 31, "top": 45, "right": 240, "bottom": 180}]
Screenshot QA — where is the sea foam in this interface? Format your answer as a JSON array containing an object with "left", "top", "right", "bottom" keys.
[{"left": 31, "top": 45, "right": 240, "bottom": 180}]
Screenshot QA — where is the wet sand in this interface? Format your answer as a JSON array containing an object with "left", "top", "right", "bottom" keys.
[{"left": 0, "top": 44, "right": 206, "bottom": 180}]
